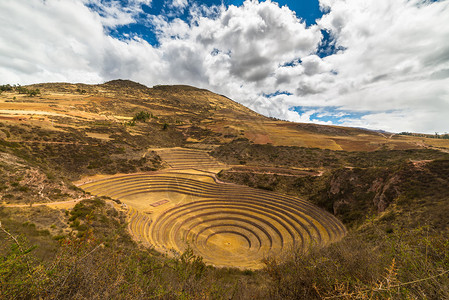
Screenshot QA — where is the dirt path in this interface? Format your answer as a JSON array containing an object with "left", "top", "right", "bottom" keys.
[
  {"left": 1, "top": 196, "right": 93, "bottom": 208},
  {"left": 6, "top": 140, "right": 98, "bottom": 146},
  {"left": 223, "top": 170, "right": 318, "bottom": 177},
  {"left": 430, "top": 146, "right": 449, "bottom": 154},
  {"left": 415, "top": 141, "right": 449, "bottom": 154}
]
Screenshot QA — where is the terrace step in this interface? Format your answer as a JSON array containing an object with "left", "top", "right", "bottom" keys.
[{"left": 82, "top": 172, "right": 346, "bottom": 269}]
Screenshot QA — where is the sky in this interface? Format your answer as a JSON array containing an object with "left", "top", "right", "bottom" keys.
[{"left": 1, "top": 0, "right": 449, "bottom": 134}]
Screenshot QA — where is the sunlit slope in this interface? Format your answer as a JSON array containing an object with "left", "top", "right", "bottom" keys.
[
  {"left": 80, "top": 171, "right": 346, "bottom": 269},
  {"left": 1, "top": 79, "right": 447, "bottom": 151}
]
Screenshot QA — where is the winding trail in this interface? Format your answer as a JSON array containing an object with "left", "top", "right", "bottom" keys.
[{"left": 1, "top": 197, "right": 93, "bottom": 208}]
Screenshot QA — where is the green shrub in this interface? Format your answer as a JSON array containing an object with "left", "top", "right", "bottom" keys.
[
  {"left": 0, "top": 84, "right": 13, "bottom": 92},
  {"left": 132, "top": 111, "right": 152, "bottom": 123},
  {"left": 14, "top": 86, "right": 40, "bottom": 96}
]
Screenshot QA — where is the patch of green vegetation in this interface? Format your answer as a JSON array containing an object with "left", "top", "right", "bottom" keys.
[
  {"left": 264, "top": 226, "right": 449, "bottom": 299},
  {"left": 0, "top": 84, "right": 41, "bottom": 96},
  {"left": 75, "top": 88, "right": 87, "bottom": 94},
  {"left": 126, "top": 111, "right": 153, "bottom": 126},
  {"left": 0, "top": 84, "right": 13, "bottom": 93},
  {"left": 0, "top": 199, "right": 259, "bottom": 299},
  {"left": 14, "top": 86, "right": 41, "bottom": 97},
  {"left": 132, "top": 111, "right": 152, "bottom": 122}
]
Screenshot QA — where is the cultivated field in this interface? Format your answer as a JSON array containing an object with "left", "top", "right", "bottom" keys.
[
  {"left": 154, "top": 148, "right": 224, "bottom": 170},
  {"left": 80, "top": 149, "right": 346, "bottom": 269}
]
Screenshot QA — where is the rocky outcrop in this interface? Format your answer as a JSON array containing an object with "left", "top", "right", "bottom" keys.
[
  {"left": 371, "top": 174, "right": 401, "bottom": 212},
  {"left": 328, "top": 167, "right": 403, "bottom": 217}
]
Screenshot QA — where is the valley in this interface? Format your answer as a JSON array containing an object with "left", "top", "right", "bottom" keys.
[{"left": 1, "top": 80, "right": 448, "bottom": 299}]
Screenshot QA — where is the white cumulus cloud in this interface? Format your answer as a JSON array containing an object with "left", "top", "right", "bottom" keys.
[{"left": 313, "top": 0, "right": 449, "bottom": 133}]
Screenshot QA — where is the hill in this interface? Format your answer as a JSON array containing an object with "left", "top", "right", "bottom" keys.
[{"left": 1, "top": 80, "right": 448, "bottom": 153}]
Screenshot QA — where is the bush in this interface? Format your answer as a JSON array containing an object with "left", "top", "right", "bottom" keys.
[
  {"left": 0, "top": 84, "right": 13, "bottom": 92},
  {"left": 132, "top": 111, "right": 152, "bottom": 122},
  {"left": 15, "top": 86, "right": 40, "bottom": 96},
  {"left": 264, "top": 228, "right": 449, "bottom": 299},
  {"left": 0, "top": 200, "right": 250, "bottom": 299}
]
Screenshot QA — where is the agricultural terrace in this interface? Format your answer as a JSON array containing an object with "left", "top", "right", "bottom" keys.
[{"left": 80, "top": 148, "right": 346, "bottom": 269}]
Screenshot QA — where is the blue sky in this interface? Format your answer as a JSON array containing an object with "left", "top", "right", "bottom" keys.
[
  {"left": 109, "top": 0, "right": 325, "bottom": 46},
  {"left": 1, "top": 0, "right": 449, "bottom": 133},
  {"left": 291, "top": 106, "right": 367, "bottom": 125},
  {"left": 137, "top": 0, "right": 323, "bottom": 27}
]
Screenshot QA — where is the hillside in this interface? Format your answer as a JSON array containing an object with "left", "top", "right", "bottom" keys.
[
  {"left": 1, "top": 80, "right": 449, "bottom": 299},
  {"left": 1, "top": 80, "right": 448, "bottom": 153}
]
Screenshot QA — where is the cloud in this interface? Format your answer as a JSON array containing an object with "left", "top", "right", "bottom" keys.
[
  {"left": 283, "top": 0, "right": 449, "bottom": 133},
  {"left": 0, "top": 0, "right": 103, "bottom": 83},
  {"left": 83, "top": 0, "right": 151, "bottom": 27},
  {"left": 312, "top": 0, "right": 449, "bottom": 132},
  {"left": 169, "top": 0, "right": 188, "bottom": 10},
  {"left": 0, "top": 0, "right": 448, "bottom": 133}
]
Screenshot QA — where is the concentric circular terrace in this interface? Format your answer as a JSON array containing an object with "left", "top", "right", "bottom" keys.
[{"left": 81, "top": 170, "right": 346, "bottom": 269}]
